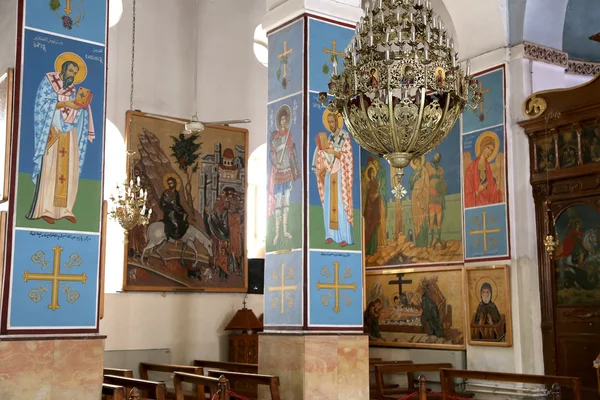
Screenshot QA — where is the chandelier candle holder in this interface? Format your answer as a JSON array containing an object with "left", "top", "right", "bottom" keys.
[
  {"left": 109, "top": 175, "right": 152, "bottom": 234},
  {"left": 321, "top": 0, "right": 483, "bottom": 198},
  {"left": 544, "top": 199, "right": 558, "bottom": 257}
]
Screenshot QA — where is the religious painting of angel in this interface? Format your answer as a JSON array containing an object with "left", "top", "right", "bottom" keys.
[
  {"left": 123, "top": 111, "right": 248, "bottom": 293},
  {"left": 553, "top": 204, "right": 600, "bottom": 306},
  {"left": 466, "top": 265, "right": 512, "bottom": 346},
  {"left": 463, "top": 127, "right": 506, "bottom": 209},
  {"left": 364, "top": 267, "right": 466, "bottom": 350}
]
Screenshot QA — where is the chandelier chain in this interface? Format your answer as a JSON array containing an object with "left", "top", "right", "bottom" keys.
[{"left": 129, "top": 0, "right": 136, "bottom": 111}]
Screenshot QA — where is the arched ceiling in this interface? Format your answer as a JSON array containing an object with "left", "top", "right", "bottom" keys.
[{"left": 562, "top": 0, "right": 600, "bottom": 62}]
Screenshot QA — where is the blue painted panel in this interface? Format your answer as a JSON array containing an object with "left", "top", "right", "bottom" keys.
[
  {"left": 464, "top": 204, "right": 508, "bottom": 259},
  {"left": 25, "top": 0, "right": 107, "bottom": 45},
  {"left": 8, "top": 230, "right": 100, "bottom": 328},
  {"left": 308, "top": 250, "right": 363, "bottom": 327},
  {"left": 268, "top": 19, "right": 304, "bottom": 102},
  {"left": 266, "top": 93, "right": 304, "bottom": 253},
  {"left": 18, "top": 29, "right": 105, "bottom": 181},
  {"left": 264, "top": 250, "right": 303, "bottom": 327},
  {"left": 307, "top": 18, "right": 354, "bottom": 93},
  {"left": 462, "top": 68, "right": 504, "bottom": 134}
]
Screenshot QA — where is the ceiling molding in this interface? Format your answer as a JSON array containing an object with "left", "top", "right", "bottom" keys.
[{"left": 520, "top": 41, "right": 600, "bottom": 76}]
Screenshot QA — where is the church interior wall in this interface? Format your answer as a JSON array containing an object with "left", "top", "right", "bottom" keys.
[
  {"left": 0, "top": 0, "right": 17, "bottom": 73},
  {"left": 100, "top": 0, "right": 267, "bottom": 365}
]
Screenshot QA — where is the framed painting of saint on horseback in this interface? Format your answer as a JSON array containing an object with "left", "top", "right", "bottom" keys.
[{"left": 122, "top": 110, "right": 248, "bottom": 292}]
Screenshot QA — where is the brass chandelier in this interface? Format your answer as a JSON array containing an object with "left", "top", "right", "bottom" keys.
[{"left": 321, "top": 0, "right": 482, "bottom": 198}]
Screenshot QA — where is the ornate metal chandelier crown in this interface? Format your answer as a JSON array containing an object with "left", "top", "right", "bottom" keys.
[
  {"left": 321, "top": 0, "right": 482, "bottom": 197},
  {"left": 109, "top": 174, "right": 151, "bottom": 234}
]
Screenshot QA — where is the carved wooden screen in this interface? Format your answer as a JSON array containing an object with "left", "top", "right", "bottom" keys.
[{"left": 519, "top": 74, "right": 600, "bottom": 399}]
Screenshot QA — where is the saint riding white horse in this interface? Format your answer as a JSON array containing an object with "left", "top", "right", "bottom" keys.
[{"left": 141, "top": 222, "right": 213, "bottom": 270}]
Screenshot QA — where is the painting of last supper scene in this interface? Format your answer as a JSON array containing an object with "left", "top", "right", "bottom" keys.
[
  {"left": 122, "top": 111, "right": 247, "bottom": 292},
  {"left": 364, "top": 266, "right": 466, "bottom": 350}
]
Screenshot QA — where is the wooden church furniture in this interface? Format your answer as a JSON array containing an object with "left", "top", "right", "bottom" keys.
[
  {"left": 369, "top": 360, "right": 414, "bottom": 397},
  {"left": 373, "top": 363, "right": 454, "bottom": 400},
  {"left": 104, "top": 375, "right": 167, "bottom": 400},
  {"left": 439, "top": 368, "right": 582, "bottom": 400},
  {"left": 173, "top": 372, "right": 229, "bottom": 400},
  {"left": 193, "top": 359, "right": 258, "bottom": 374},
  {"left": 102, "top": 383, "right": 126, "bottom": 400},
  {"left": 139, "top": 363, "right": 204, "bottom": 400},
  {"left": 206, "top": 369, "right": 280, "bottom": 400},
  {"left": 129, "top": 388, "right": 140, "bottom": 400},
  {"left": 519, "top": 73, "right": 600, "bottom": 398},
  {"left": 224, "top": 299, "right": 262, "bottom": 364},
  {"left": 105, "top": 368, "right": 135, "bottom": 378}
]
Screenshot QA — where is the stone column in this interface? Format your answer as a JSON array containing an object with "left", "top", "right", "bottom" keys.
[{"left": 260, "top": 1, "right": 369, "bottom": 399}]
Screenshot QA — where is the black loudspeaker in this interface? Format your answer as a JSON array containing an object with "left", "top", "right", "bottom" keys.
[{"left": 247, "top": 258, "right": 265, "bottom": 294}]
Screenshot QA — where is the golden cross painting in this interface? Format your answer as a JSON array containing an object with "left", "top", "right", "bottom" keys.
[
  {"left": 123, "top": 111, "right": 248, "bottom": 292},
  {"left": 268, "top": 263, "right": 298, "bottom": 314}
]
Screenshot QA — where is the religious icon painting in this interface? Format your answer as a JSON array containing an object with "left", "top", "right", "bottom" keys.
[
  {"left": 465, "top": 265, "right": 512, "bottom": 347},
  {"left": 464, "top": 204, "right": 508, "bottom": 260},
  {"left": 15, "top": 30, "right": 106, "bottom": 233},
  {"left": 556, "top": 129, "right": 580, "bottom": 169},
  {"left": 462, "top": 66, "right": 505, "bottom": 134},
  {"left": 434, "top": 66, "right": 445, "bottom": 88},
  {"left": 534, "top": 135, "right": 557, "bottom": 173},
  {"left": 307, "top": 250, "right": 363, "bottom": 327},
  {"left": 307, "top": 17, "right": 354, "bottom": 92},
  {"left": 365, "top": 266, "right": 466, "bottom": 350},
  {"left": 264, "top": 250, "right": 303, "bottom": 327},
  {"left": 362, "top": 120, "right": 463, "bottom": 268},
  {"left": 582, "top": 124, "right": 600, "bottom": 165},
  {"left": 0, "top": 69, "right": 14, "bottom": 202},
  {"left": 266, "top": 94, "right": 303, "bottom": 254},
  {"left": 4, "top": 229, "right": 100, "bottom": 331},
  {"left": 401, "top": 64, "right": 416, "bottom": 85},
  {"left": 308, "top": 92, "right": 361, "bottom": 252},
  {"left": 25, "top": 0, "right": 108, "bottom": 45},
  {"left": 267, "top": 18, "right": 304, "bottom": 102},
  {"left": 122, "top": 111, "right": 248, "bottom": 293},
  {"left": 553, "top": 204, "right": 600, "bottom": 306},
  {"left": 462, "top": 125, "right": 506, "bottom": 209}
]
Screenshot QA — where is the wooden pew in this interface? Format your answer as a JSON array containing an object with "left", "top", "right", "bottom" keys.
[
  {"left": 439, "top": 368, "right": 582, "bottom": 400},
  {"left": 139, "top": 362, "right": 203, "bottom": 400},
  {"left": 369, "top": 359, "right": 413, "bottom": 397},
  {"left": 105, "top": 368, "right": 135, "bottom": 378},
  {"left": 173, "top": 372, "right": 229, "bottom": 400},
  {"left": 373, "top": 363, "right": 454, "bottom": 400},
  {"left": 104, "top": 374, "right": 167, "bottom": 400},
  {"left": 206, "top": 369, "right": 280, "bottom": 400},
  {"left": 102, "top": 383, "right": 126, "bottom": 400},
  {"left": 192, "top": 359, "right": 258, "bottom": 374}
]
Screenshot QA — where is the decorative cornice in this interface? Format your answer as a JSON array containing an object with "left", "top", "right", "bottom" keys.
[
  {"left": 520, "top": 41, "right": 600, "bottom": 76},
  {"left": 567, "top": 59, "right": 600, "bottom": 76},
  {"left": 523, "top": 41, "right": 568, "bottom": 68}
]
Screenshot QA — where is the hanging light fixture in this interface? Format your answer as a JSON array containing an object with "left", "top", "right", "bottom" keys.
[{"left": 321, "top": 0, "right": 482, "bottom": 198}]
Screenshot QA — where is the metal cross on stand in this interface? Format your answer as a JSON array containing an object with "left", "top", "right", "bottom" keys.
[
  {"left": 388, "top": 273, "right": 412, "bottom": 296},
  {"left": 277, "top": 41, "right": 293, "bottom": 78}
]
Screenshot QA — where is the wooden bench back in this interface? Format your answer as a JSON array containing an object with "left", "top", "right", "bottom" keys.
[
  {"left": 104, "top": 374, "right": 167, "bottom": 400},
  {"left": 173, "top": 372, "right": 229, "bottom": 400},
  {"left": 206, "top": 369, "right": 280, "bottom": 400},
  {"left": 193, "top": 359, "right": 258, "bottom": 374},
  {"left": 439, "top": 369, "right": 582, "bottom": 400},
  {"left": 373, "top": 363, "right": 454, "bottom": 400},
  {"left": 104, "top": 368, "right": 134, "bottom": 378},
  {"left": 139, "top": 362, "right": 204, "bottom": 399},
  {"left": 102, "top": 383, "right": 126, "bottom": 400}
]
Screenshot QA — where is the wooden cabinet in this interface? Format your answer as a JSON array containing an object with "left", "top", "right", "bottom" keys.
[
  {"left": 519, "top": 74, "right": 600, "bottom": 399},
  {"left": 228, "top": 334, "right": 259, "bottom": 364}
]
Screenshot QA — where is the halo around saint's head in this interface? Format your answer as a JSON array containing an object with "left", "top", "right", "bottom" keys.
[
  {"left": 54, "top": 52, "right": 87, "bottom": 84},
  {"left": 475, "top": 276, "right": 498, "bottom": 303},
  {"left": 162, "top": 172, "right": 182, "bottom": 190},
  {"left": 322, "top": 108, "right": 343, "bottom": 133},
  {"left": 410, "top": 155, "right": 425, "bottom": 169},
  {"left": 475, "top": 130, "right": 500, "bottom": 163},
  {"left": 275, "top": 104, "right": 292, "bottom": 131}
]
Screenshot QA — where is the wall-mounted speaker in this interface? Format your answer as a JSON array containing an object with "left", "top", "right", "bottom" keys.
[{"left": 247, "top": 258, "right": 264, "bottom": 294}]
